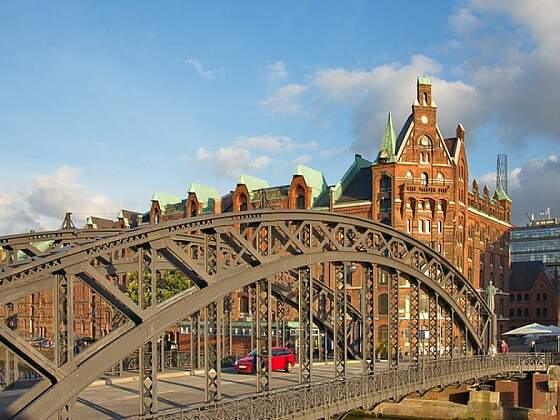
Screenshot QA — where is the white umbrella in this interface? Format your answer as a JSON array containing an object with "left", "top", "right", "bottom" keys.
[{"left": 503, "top": 323, "right": 554, "bottom": 336}]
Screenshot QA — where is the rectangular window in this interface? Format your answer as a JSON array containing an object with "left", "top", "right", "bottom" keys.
[
  {"left": 419, "top": 220, "right": 424, "bottom": 233},
  {"left": 425, "top": 220, "right": 431, "bottom": 234},
  {"left": 407, "top": 219, "right": 412, "bottom": 233},
  {"left": 437, "top": 221, "right": 443, "bottom": 234}
]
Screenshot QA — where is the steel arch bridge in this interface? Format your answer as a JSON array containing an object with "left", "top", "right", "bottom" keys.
[{"left": 0, "top": 210, "right": 497, "bottom": 419}]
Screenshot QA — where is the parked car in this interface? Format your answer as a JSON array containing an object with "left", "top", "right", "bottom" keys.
[{"left": 234, "top": 347, "right": 296, "bottom": 374}]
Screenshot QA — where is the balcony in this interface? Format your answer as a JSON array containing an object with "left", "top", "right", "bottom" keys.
[{"left": 403, "top": 180, "right": 450, "bottom": 195}]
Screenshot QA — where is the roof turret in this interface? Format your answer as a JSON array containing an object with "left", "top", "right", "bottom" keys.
[{"left": 376, "top": 113, "right": 396, "bottom": 164}]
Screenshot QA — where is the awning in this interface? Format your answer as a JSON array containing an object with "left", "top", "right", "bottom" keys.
[{"left": 503, "top": 323, "right": 556, "bottom": 336}]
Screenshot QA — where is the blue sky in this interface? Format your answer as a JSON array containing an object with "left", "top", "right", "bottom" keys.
[{"left": 1, "top": 1, "right": 559, "bottom": 232}]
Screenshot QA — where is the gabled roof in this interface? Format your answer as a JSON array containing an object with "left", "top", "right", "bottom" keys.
[
  {"left": 375, "top": 113, "right": 397, "bottom": 164},
  {"left": 331, "top": 154, "right": 372, "bottom": 205},
  {"left": 495, "top": 185, "right": 512, "bottom": 202},
  {"left": 239, "top": 174, "right": 268, "bottom": 199},
  {"left": 294, "top": 164, "right": 328, "bottom": 205},
  {"left": 151, "top": 192, "right": 182, "bottom": 214},
  {"left": 509, "top": 261, "right": 549, "bottom": 291},
  {"left": 86, "top": 216, "right": 115, "bottom": 229},
  {"left": 188, "top": 183, "right": 220, "bottom": 212}
]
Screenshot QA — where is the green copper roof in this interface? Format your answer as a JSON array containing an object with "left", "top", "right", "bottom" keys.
[
  {"left": 239, "top": 174, "right": 268, "bottom": 198},
  {"left": 418, "top": 75, "right": 431, "bottom": 85},
  {"left": 151, "top": 192, "right": 182, "bottom": 214},
  {"left": 330, "top": 154, "right": 372, "bottom": 204},
  {"left": 495, "top": 185, "right": 512, "bottom": 202},
  {"left": 294, "top": 164, "right": 328, "bottom": 205},
  {"left": 376, "top": 113, "right": 397, "bottom": 164},
  {"left": 188, "top": 183, "right": 220, "bottom": 212}
]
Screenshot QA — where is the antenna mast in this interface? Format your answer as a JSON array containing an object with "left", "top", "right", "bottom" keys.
[{"left": 496, "top": 154, "right": 508, "bottom": 193}]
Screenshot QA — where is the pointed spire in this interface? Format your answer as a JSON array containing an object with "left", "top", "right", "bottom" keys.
[{"left": 377, "top": 113, "right": 397, "bottom": 163}]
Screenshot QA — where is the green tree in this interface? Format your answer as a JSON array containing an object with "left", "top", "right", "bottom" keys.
[{"left": 126, "top": 270, "right": 192, "bottom": 305}]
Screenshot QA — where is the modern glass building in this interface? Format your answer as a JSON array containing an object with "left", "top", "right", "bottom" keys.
[{"left": 510, "top": 217, "right": 560, "bottom": 278}]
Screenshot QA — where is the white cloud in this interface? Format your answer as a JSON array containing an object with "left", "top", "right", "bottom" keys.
[
  {"left": 195, "top": 134, "right": 320, "bottom": 179},
  {"left": 477, "top": 155, "right": 560, "bottom": 224},
  {"left": 260, "top": 84, "right": 309, "bottom": 115},
  {"left": 0, "top": 166, "right": 118, "bottom": 234},
  {"left": 312, "top": 55, "right": 480, "bottom": 152},
  {"left": 266, "top": 61, "right": 288, "bottom": 81},
  {"left": 234, "top": 134, "right": 318, "bottom": 153},
  {"left": 185, "top": 58, "right": 223, "bottom": 80}
]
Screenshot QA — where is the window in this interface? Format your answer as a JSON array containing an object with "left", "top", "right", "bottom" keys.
[
  {"left": 380, "top": 197, "right": 391, "bottom": 212},
  {"left": 420, "top": 152, "right": 429, "bottom": 164},
  {"left": 437, "top": 220, "right": 443, "bottom": 234},
  {"left": 295, "top": 186, "right": 306, "bottom": 209},
  {"left": 379, "top": 270, "right": 388, "bottom": 285},
  {"left": 239, "top": 193, "right": 248, "bottom": 211},
  {"left": 425, "top": 220, "right": 431, "bottom": 234},
  {"left": 420, "top": 172, "right": 428, "bottom": 186},
  {"left": 437, "top": 172, "right": 445, "bottom": 184},
  {"left": 517, "top": 309, "right": 522, "bottom": 317},
  {"left": 517, "top": 294, "right": 522, "bottom": 302},
  {"left": 509, "top": 308, "right": 514, "bottom": 317},
  {"left": 524, "top": 294, "right": 529, "bottom": 302},
  {"left": 524, "top": 308, "right": 529, "bottom": 317},
  {"left": 407, "top": 219, "right": 412, "bottom": 233},
  {"left": 543, "top": 308, "right": 548, "bottom": 318},
  {"left": 380, "top": 175, "right": 391, "bottom": 192},
  {"left": 418, "top": 220, "right": 424, "bottom": 233},
  {"left": 543, "top": 293, "right": 547, "bottom": 302},
  {"left": 378, "top": 293, "right": 388, "bottom": 315},
  {"left": 536, "top": 308, "right": 541, "bottom": 318},
  {"left": 537, "top": 293, "right": 541, "bottom": 302},
  {"left": 190, "top": 203, "right": 197, "bottom": 218},
  {"left": 509, "top": 294, "right": 514, "bottom": 302},
  {"left": 406, "top": 171, "right": 413, "bottom": 181}
]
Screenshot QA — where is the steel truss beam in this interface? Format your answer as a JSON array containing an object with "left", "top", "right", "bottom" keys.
[
  {"left": 361, "top": 264, "right": 375, "bottom": 375},
  {"left": 333, "top": 264, "right": 347, "bottom": 378},
  {"left": 204, "top": 300, "right": 221, "bottom": 402},
  {"left": 298, "top": 267, "right": 313, "bottom": 384},
  {"left": 409, "top": 279, "right": 420, "bottom": 365},
  {"left": 256, "top": 278, "right": 272, "bottom": 392},
  {"left": 428, "top": 291, "right": 438, "bottom": 361},
  {"left": 190, "top": 312, "right": 200, "bottom": 369},
  {"left": 222, "top": 294, "right": 232, "bottom": 359},
  {"left": 388, "top": 271, "right": 400, "bottom": 368}
]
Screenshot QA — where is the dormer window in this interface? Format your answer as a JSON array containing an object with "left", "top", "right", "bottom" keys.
[{"left": 190, "top": 203, "right": 197, "bottom": 217}]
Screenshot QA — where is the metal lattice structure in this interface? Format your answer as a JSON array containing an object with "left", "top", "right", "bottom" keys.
[{"left": 0, "top": 210, "right": 494, "bottom": 419}]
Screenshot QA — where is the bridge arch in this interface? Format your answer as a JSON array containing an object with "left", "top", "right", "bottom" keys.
[{"left": 0, "top": 210, "right": 492, "bottom": 418}]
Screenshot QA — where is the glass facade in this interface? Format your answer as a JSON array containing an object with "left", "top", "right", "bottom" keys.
[{"left": 510, "top": 219, "right": 560, "bottom": 264}]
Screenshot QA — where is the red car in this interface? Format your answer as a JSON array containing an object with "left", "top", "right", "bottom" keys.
[{"left": 234, "top": 347, "right": 296, "bottom": 374}]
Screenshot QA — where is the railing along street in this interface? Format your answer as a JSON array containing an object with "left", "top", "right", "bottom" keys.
[{"left": 144, "top": 353, "right": 552, "bottom": 420}]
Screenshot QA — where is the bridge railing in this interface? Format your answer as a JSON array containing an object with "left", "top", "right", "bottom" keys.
[{"left": 143, "top": 353, "right": 553, "bottom": 420}]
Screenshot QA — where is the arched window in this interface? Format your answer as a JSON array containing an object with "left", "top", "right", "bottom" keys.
[
  {"left": 239, "top": 193, "right": 248, "bottom": 211},
  {"left": 190, "top": 203, "right": 197, "bottom": 217},
  {"left": 437, "top": 220, "right": 443, "bottom": 234},
  {"left": 543, "top": 293, "right": 548, "bottom": 301},
  {"left": 418, "top": 220, "right": 424, "bottom": 233},
  {"left": 537, "top": 293, "right": 541, "bottom": 302},
  {"left": 380, "top": 175, "right": 391, "bottom": 192},
  {"left": 420, "top": 172, "right": 428, "bottom": 186},
  {"left": 154, "top": 212, "right": 160, "bottom": 224},
  {"left": 295, "top": 186, "right": 306, "bottom": 209},
  {"left": 423, "top": 92, "right": 428, "bottom": 106},
  {"left": 378, "top": 293, "right": 388, "bottom": 315},
  {"left": 437, "top": 172, "right": 445, "bottom": 184},
  {"left": 405, "top": 171, "right": 413, "bottom": 181}
]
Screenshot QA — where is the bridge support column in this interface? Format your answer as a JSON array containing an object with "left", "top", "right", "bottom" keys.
[
  {"left": 334, "top": 264, "right": 347, "bottom": 378},
  {"left": 428, "top": 292, "right": 438, "bottom": 361},
  {"left": 277, "top": 297, "right": 285, "bottom": 347},
  {"left": 388, "top": 270, "right": 400, "bottom": 368},
  {"left": 445, "top": 307, "right": 454, "bottom": 358},
  {"left": 190, "top": 311, "right": 200, "bottom": 369},
  {"left": 223, "top": 294, "right": 232, "bottom": 359},
  {"left": 410, "top": 279, "right": 420, "bottom": 365},
  {"left": 362, "top": 264, "right": 376, "bottom": 375},
  {"left": 54, "top": 273, "right": 74, "bottom": 367},
  {"left": 5, "top": 349, "right": 18, "bottom": 386},
  {"left": 256, "top": 278, "right": 272, "bottom": 392},
  {"left": 204, "top": 300, "right": 221, "bottom": 402},
  {"left": 299, "top": 267, "right": 313, "bottom": 384},
  {"left": 139, "top": 338, "right": 158, "bottom": 415}
]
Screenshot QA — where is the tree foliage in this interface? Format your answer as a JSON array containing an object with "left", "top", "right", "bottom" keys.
[{"left": 126, "top": 270, "right": 192, "bottom": 305}]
